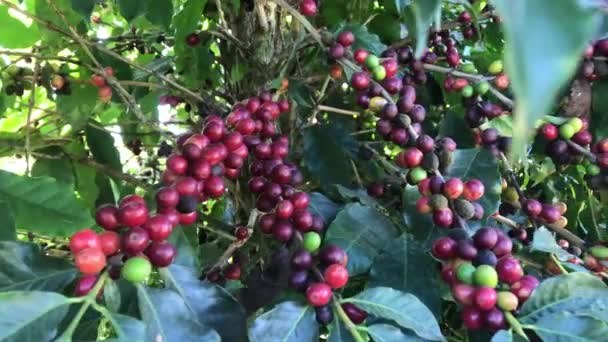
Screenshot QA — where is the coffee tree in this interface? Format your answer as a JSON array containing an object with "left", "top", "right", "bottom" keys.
[{"left": 1, "top": 0, "right": 608, "bottom": 341}]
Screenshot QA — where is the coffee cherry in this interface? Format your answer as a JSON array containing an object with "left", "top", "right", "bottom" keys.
[
  {"left": 473, "top": 250, "right": 498, "bottom": 267},
  {"left": 290, "top": 192, "right": 310, "bottom": 210},
  {"left": 156, "top": 187, "right": 180, "bottom": 208},
  {"left": 444, "top": 178, "right": 464, "bottom": 199},
  {"left": 408, "top": 167, "right": 428, "bottom": 184},
  {"left": 99, "top": 231, "right": 120, "bottom": 256},
  {"left": 224, "top": 264, "right": 241, "bottom": 280},
  {"left": 484, "top": 308, "right": 506, "bottom": 330},
  {"left": 488, "top": 60, "right": 503, "bottom": 75},
  {"left": 450, "top": 282, "right": 474, "bottom": 306},
  {"left": 315, "top": 305, "right": 334, "bottom": 325},
  {"left": 273, "top": 220, "right": 294, "bottom": 242},
  {"left": 95, "top": 204, "right": 120, "bottom": 230},
  {"left": 511, "top": 275, "right": 539, "bottom": 302},
  {"left": 462, "top": 306, "right": 483, "bottom": 330},
  {"left": 186, "top": 32, "right": 200, "bottom": 46},
  {"left": 118, "top": 202, "right": 149, "bottom": 228},
  {"left": 523, "top": 199, "right": 542, "bottom": 217},
  {"left": 341, "top": 303, "right": 367, "bottom": 324},
  {"left": 456, "top": 263, "right": 476, "bottom": 285},
  {"left": 98, "top": 86, "right": 112, "bottom": 102},
  {"left": 293, "top": 210, "right": 313, "bottom": 231},
  {"left": 365, "top": 55, "right": 380, "bottom": 69},
  {"left": 496, "top": 256, "right": 523, "bottom": 284},
  {"left": 144, "top": 215, "right": 173, "bottom": 241},
  {"left": 492, "top": 236, "right": 513, "bottom": 257},
  {"left": 75, "top": 247, "right": 106, "bottom": 275},
  {"left": 354, "top": 49, "right": 369, "bottom": 64},
  {"left": 306, "top": 283, "right": 332, "bottom": 307},
  {"left": 559, "top": 123, "right": 576, "bottom": 139},
  {"left": 474, "top": 286, "right": 497, "bottom": 311},
  {"left": 463, "top": 179, "right": 484, "bottom": 201},
  {"left": 299, "top": 0, "right": 317, "bottom": 16},
  {"left": 145, "top": 241, "right": 176, "bottom": 267},
  {"left": 540, "top": 123, "right": 558, "bottom": 141},
  {"left": 351, "top": 72, "right": 370, "bottom": 90},
  {"left": 179, "top": 211, "right": 198, "bottom": 226},
  {"left": 366, "top": 182, "right": 385, "bottom": 198},
  {"left": 337, "top": 31, "right": 355, "bottom": 47},
  {"left": 90, "top": 74, "right": 105, "bottom": 87},
  {"left": 324, "top": 264, "right": 349, "bottom": 289},
  {"left": 329, "top": 43, "right": 345, "bottom": 59},
  {"left": 122, "top": 227, "right": 151, "bottom": 255},
  {"left": 319, "top": 245, "right": 347, "bottom": 266},
  {"left": 75, "top": 275, "right": 99, "bottom": 297},
  {"left": 541, "top": 205, "right": 561, "bottom": 223},
  {"left": 433, "top": 208, "right": 454, "bottom": 228},
  {"left": 497, "top": 291, "right": 519, "bottom": 311},
  {"left": 473, "top": 227, "right": 498, "bottom": 250},
  {"left": 291, "top": 250, "right": 313, "bottom": 270},
  {"left": 70, "top": 229, "right": 101, "bottom": 254},
  {"left": 289, "top": 271, "right": 310, "bottom": 291},
  {"left": 457, "top": 240, "right": 479, "bottom": 260},
  {"left": 432, "top": 237, "right": 457, "bottom": 260},
  {"left": 303, "top": 232, "right": 321, "bottom": 252},
  {"left": 121, "top": 256, "right": 152, "bottom": 283},
  {"left": 204, "top": 176, "right": 225, "bottom": 198},
  {"left": 474, "top": 265, "right": 498, "bottom": 288}
]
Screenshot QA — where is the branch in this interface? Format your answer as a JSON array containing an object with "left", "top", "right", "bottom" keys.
[
  {"left": 273, "top": 0, "right": 323, "bottom": 46},
  {"left": 206, "top": 210, "right": 260, "bottom": 275},
  {"left": 566, "top": 139, "right": 597, "bottom": 163}
]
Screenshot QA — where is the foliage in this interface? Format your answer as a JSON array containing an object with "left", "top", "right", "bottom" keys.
[{"left": 0, "top": 0, "right": 607, "bottom": 341}]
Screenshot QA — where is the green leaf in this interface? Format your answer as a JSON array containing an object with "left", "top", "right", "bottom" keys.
[
  {"left": 249, "top": 301, "right": 318, "bottom": 342},
  {"left": 481, "top": 115, "right": 513, "bottom": 137},
  {"left": 0, "top": 170, "right": 94, "bottom": 236},
  {"left": 325, "top": 203, "right": 399, "bottom": 276},
  {"left": 73, "top": 164, "right": 99, "bottom": 211},
  {"left": 492, "top": 0, "right": 601, "bottom": 157},
  {"left": 159, "top": 264, "right": 247, "bottom": 342},
  {"left": 0, "top": 6, "right": 39, "bottom": 48},
  {"left": 369, "top": 234, "right": 441, "bottom": 317},
  {"left": 145, "top": 0, "right": 173, "bottom": 29},
  {"left": 439, "top": 111, "right": 476, "bottom": 149},
  {"left": 107, "top": 313, "right": 146, "bottom": 342},
  {"left": 70, "top": 0, "right": 95, "bottom": 18},
  {"left": 336, "top": 24, "right": 387, "bottom": 56},
  {"left": 343, "top": 287, "right": 444, "bottom": 341},
  {"left": 136, "top": 285, "right": 221, "bottom": 341},
  {"left": 368, "top": 324, "right": 421, "bottom": 342},
  {"left": 34, "top": 0, "right": 83, "bottom": 46},
  {"left": 530, "top": 227, "right": 574, "bottom": 260},
  {"left": 0, "top": 202, "right": 16, "bottom": 241},
  {"left": 118, "top": 0, "right": 148, "bottom": 22},
  {"left": 302, "top": 125, "right": 357, "bottom": 187},
  {"left": 590, "top": 79, "right": 608, "bottom": 139},
  {"left": 409, "top": 0, "right": 441, "bottom": 58},
  {"left": 57, "top": 83, "right": 99, "bottom": 129},
  {"left": 520, "top": 273, "right": 608, "bottom": 341},
  {"left": 369, "top": 13, "right": 405, "bottom": 44},
  {"left": 335, "top": 185, "right": 380, "bottom": 208},
  {"left": 308, "top": 192, "right": 341, "bottom": 224},
  {"left": 328, "top": 318, "right": 356, "bottom": 342},
  {"left": 446, "top": 149, "right": 501, "bottom": 232},
  {"left": 174, "top": 0, "right": 208, "bottom": 56},
  {"left": 85, "top": 123, "right": 122, "bottom": 173},
  {"left": 0, "top": 291, "right": 70, "bottom": 341},
  {"left": 0, "top": 241, "right": 77, "bottom": 291},
  {"left": 32, "top": 156, "right": 74, "bottom": 185},
  {"left": 383, "top": 0, "right": 412, "bottom": 16}
]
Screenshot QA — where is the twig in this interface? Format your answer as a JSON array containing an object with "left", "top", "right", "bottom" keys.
[
  {"left": 25, "top": 58, "right": 40, "bottom": 175},
  {"left": 206, "top": 210, "right": 259, "bottom": 274},
  {"left": 316, "top": 105, "right": 360, "bottom": 117},
  {"left": 273, "top": 0, "right": 323, "bottom": 46},
  {"left": 566, "top": 139, "right": 597, "bottom": 163},
  {"left": 551, "top": 254, "right": 569, "bottom": 274},
  {"left": 31, "top": 151, "right": 150, "bottom": 189},
  {"left": 350, "top": 159, "right": 363, "bottom": 186},
  {"left": 333, "top": 299, "right": 366, "bottom": 342}
]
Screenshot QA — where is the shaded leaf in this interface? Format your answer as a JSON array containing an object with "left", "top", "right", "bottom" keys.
[
  {"left": 492, "top": 0, "right": 601, "bottom": 157},
  {"left": 409, "top": 0, "right": 441, "bottom": 57},
  {"left": 70, "top": 0, "right": 95, "bottom": 18},
  {"left": 249, "top": 301, "right": 318, "bottom": 342},
  {"left": 107, "top": 313, "right": 146, "bottom": 342},
  {"left": 325, "top": 203, "right": 399, "bottom": 276},
  {"left": 85, "top": 123, "right": 122, "bottom": 173},
  {"left": 32, "top": 156, "right": 74, "bottom": 185},
  {"left": 0, "top": 170, "right": 94, "bottom": 236},
  {"left": 56, "top": 83, "right": 98, "bottom": 130},
  {"left": 0, "top": 291, "right": 69, "bottom": 341},
  {"left": 145, "top": 0, "right": 173, "bottom": 29},
  {"left": 336, "top": 23, "right": 387, "bottom": 56},
  {"left": 308, "top": 192, "right": 341, "bottom": 224},
  {"left": 0, "top": 5, "right": 39, "bottom": 48},
  {"left": 335, "top": 185, "right": 380, "bottom": 208},
  {"left": 303, "top": 125, "right": 357, "bottom": 187},
  {"left": 136, "top": 285, "right": 221, "bottom": 341},
  {"left": 369, "top": 234, "right": 441, "bottom": 317},
  {"left": 160, "top": 264, "right": 247, "bottom": 342},
  {"left": 368, "top": 323, "right": 422, "bottom": 342},
  {"left": 530, "top": 227, "right": 574, "bottom": 260},
  {"left": 118, "top": 0, "right": 148, "bottom": 22},
  {"left": 0, "top": 241, "right": 77, "bottom": 291},
  {"left": 328, "top": 317, "right": 356, "bottom": 342},
  {"left": 0, "top": 201, "right": 16, "bottom": 241},
  {"left": 343, "top": 287, "right": 444, "bottom": 341}
]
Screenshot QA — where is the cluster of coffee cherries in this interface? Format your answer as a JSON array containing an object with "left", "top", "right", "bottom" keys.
[
  {"left": 539, "top": 117, "right": 593, "bottom": 166},
  {"left": 416, "top": 176, "right": 486, "bottom": 228},
  {"left": 584, "top": 245, "right": 608, "bottom": 273},
  {"left": 433, "top": 227, "right": 540, "bottom": 330},
  {"left": 580, "top": 38, "right": 608, "bottom": 80},
  {"left": 70, "top": 194, "right": 176, "bottom": 296},
  {"left": 501, "top": 186, "right": 570, "bottom": 230},
  {"left": 159, "top": 94, "right": 185, "bottom": 107},
  {"left": 2, "top": 65, "right": 33, "bottom": 97},
  {"left": 89, "top": 66, "right": 114, "bottom": 102}
]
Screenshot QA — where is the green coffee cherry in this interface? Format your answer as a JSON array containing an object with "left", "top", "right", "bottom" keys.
[
  {"left": 488, "top": 60, "right": 503, "bottom": 74},
  {"left": 303, "top": 232, "right": 322, "bottom": 252},
  {"left": 456, "top": 263, "right": 476, "bottom": 285},
  {"left": 475, "top": 81, "right": 490, "bottom": 95}
]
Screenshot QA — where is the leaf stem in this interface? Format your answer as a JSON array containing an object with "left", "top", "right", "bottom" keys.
[
  {"left": 551, "top": 254, "right": 569, "bottom": 274},
  {"left": 504, "top": 311, "right": 529, "bottom": 341},
  {"left": 333, "top": 298, "right": 366, "bottom": 342},
  {"left": 56, "top": 272, "right": 109, "bottom": 341}
]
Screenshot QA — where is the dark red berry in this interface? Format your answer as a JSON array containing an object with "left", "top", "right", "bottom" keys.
[
  {"left": 96, "top": 205, "right": 119, "bottom": 230},
  {"left": 145, "top": 241, "right": 176, "bottom": 267}
]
